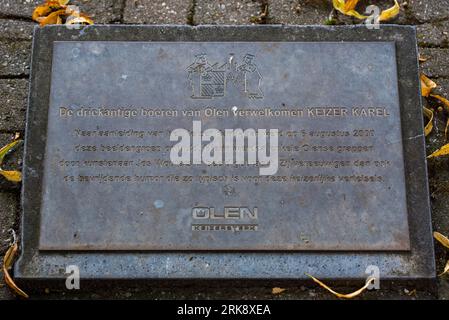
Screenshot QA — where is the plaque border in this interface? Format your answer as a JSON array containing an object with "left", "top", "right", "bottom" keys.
[{"left": 16, "top": 25, "right": 435, "bottom": 283}]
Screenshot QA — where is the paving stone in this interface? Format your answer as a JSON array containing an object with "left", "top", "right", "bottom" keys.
[
  {"left": 0, "top": 40, "right": 31, "bottom": 76},
  {"left": 0, "top": 79, "right": 28, "bottom": 132},
  {"left": 71, "top": 0, "right": 123, "bottom": 24},
  {"left": 268, "top": 0, "right": 332, "bottom": 25},
  {"left": 0, "top": 19, "right": 35, "bottom": 40},
  {"left": 0, "top": 0, "right": 41, "bottom": 18},
  {"left": 195, "top": 0, "right": 262, "bottom": 24},
  {"left": 419, "top": 48, "right": 449, "bottom": 78},
  {"left": 406, "top": 0, "right": 449, "bottom": 23},
  {"left": 124, "top": 0, "right": 190, "bottom": 24},
  {"left": 0, "top": 0, "right": 122, "bottom": 24},
  {"left": 417, "top": 22, "right": 449, "bottom": 48},
  {"left": 431, "top": 78, "right": 449, "bottom": 98}
]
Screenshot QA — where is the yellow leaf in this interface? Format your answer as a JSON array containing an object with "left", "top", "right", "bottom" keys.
[
  {"left": 3, "top": 243, "right": 29, "bottom": 298},
  {"left": 428, "top": 144, "right": 449, "bottom": 159},
  {"left": 0, "top": 170, "right": 22, "bottom": 182},
  {"left": 344, "top": 0, "right": 360, "bottom": 11},
  {"left": 272, "top": 287, "right": 286, "bottom": 295},
  {"left": 306, "top": 274, "right": 375, "bottom": 299},
  {"left": 423, "top": 107, "right": 433, "bottom": 137},
  {"left": 332, "top": 0, "right": 368, "bottom": 20},
  {"left": 420, "top": 74, "right": 437, "bottom": 97},
  {"left": 32, "top": 1, "right": 65, "bottom": 21},
  {"left": 439, "top": 260, "right": 449, "bottom": 277},
  {"left": 39, "top": 9, "right": 66, "bottom": 26},
  {"left": 431, "top": 94, "right": 449, "bottom": 110},
  {"left": 0, "top": 140, "right": 21, "bottom": 165},
  {"left": 379, "top": 0, "right": 400, "bottom": 21},
  {"left": 32, "top": 4, "right": 53, "bottom": 21},
  {"left": 434, "top": 232, "right": 449, "bottom": 249},
  {"left": 445, "top": 119, "right": 449, "bottom": 141},
  {"left": 58, "top": 0, "right": 70, "bottom": 5}
]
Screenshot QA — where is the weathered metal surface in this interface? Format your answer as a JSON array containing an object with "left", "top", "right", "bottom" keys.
[
  {"left": 16, "top": 25, "right": 435, "bottom": 281},
  {"left": 39, "top": 40, "right": 408, "bottom": 251}
]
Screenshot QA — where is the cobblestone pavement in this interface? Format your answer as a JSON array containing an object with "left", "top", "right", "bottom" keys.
[{"left": 0, "top": 0, "right": 448, "bottom": 300}]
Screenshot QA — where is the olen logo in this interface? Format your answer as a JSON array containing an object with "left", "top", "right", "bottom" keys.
[{"left": 192, "top": 207, "right": 258, "bottom": 220}]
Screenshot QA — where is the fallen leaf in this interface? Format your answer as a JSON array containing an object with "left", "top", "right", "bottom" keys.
[
  {"left": 427, "top": 144, "right": 449, "bottom": 159},
  {"left": 0, "top": 140, "right": 20, "bottom": 164},
  {"left": 272, "top": 287, "right": 286, "bottom": 295},
  {"left": 419, "top": 55, "right": 428, "bottom": 62},
  {"left": 332, "top": 0, "right": 368, "bottom": 20},
  {"left": 423, "top": 107, "right": 433, "bottom": 137},
  {"left": 3, "top": 243, "right": 29, "bottom": 298},
  {"left": 39, "top": 9, "right": 66, "bottom": 26},
  {"left": 379, "top": 0, "right": 400, "bottom": 21},
  {"left": 32, "top": 0, "right": 94, "bottom": 26},
  {"left": 439, "top": 261, "right": 449, "bottom": 277},
  {"left": 306, "top": 274, "right": 375, "bottom": 299},
  {"left": 32, "top": 4, "right": 53, "bottom": 21},
  {"left": 32, "top": 1, "right": 65, "bottom": 22},
  {"left": 446, "top": 120, "right": 449, "bottom": 140},
  {"left": 332, "top": 0, "right": 399, "bottom": 21},
  {"left": 420, "top": 74, "right": 437, "bottom": 97},
  {"left": 434, "top": 232, "right": 449, "bottom": 249},
  {"left": 407, "top": 289, "right": 417, "bottom": 296},
  {"left": 431, "top": 94, "right": 449, "bottom": 110},
  {"left": 0, "top": 171, "right": 22, "bottom": 182},
  {"left": 0, "top": 139, "right": 22, "bottom": 182},
  {"left": 65, "top": 14, "right": 94, "bottom": 25}
]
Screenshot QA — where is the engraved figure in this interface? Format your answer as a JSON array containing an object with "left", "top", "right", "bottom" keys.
[
  {"left": 186, "top": 54, "right": 211, "bottom": 99},
  {"left": 236, "top": 54, "right": 263, "bottom": 99},
  {"left": 187, "top": 53, "right": 263, "bottom": 99}
]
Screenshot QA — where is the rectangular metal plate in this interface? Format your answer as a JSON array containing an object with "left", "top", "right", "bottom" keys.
[
  {"left": 39, "top": 40, "right": 409, "bottom": 251},
  {"left": 16, "top": 26, "right": 435, "bottom": 281}
]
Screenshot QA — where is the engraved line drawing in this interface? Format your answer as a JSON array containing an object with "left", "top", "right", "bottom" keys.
[{"left": 187, "top": 53, "right": 263, "bottom": 99}]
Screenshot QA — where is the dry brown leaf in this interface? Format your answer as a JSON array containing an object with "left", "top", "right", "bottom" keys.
[
  {"left": 423, "top": 107, "right": 434, "bottom": 137},
  {"left": 419, "top": 55, "right": 428, "bottom": 63},
  {"left": 439, "top": 260, "right": 449, "bottom": 277},
  {"left": 434, "top": 232, "right": 449, "bottom": 249},
  {"left": 272, "top": 287, "right": 286, "bottom": 295},
  {"left": 420, "top": 74, "right": 437, "bottom": 97},
  {"left": 3, "top": 243, "right": 29, "bottom": 298},
  {"left": 306, "top": 274, "right": 375, "bottom": 299}
]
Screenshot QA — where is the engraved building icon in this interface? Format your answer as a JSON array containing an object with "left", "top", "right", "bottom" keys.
[{"left": 187, "top": 53, "right": 263, "bottom": 99}]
